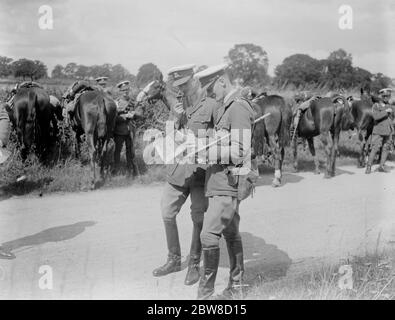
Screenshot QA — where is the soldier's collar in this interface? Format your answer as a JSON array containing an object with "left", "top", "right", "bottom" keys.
[
  {"left": 186, "top": 91, "right": 207, "bottom": 116},
  {"left": 224, "top": 88, "right": 240, "bottom": 107}
]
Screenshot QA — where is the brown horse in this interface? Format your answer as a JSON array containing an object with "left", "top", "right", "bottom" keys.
[
  {"left": 341, "top": 88, "right": 375, "bottom": 167},
  {"left": 12, "top": 87, "right": 55, "bottom": 161},
  {"left": 292, "top": 96, "right": 352, "bottom": 178},
  {"left": 250, "top": 94, "right": 292, "bottom": 187},
  {"left": 67, "top": 90, "right": 117, "bottom": 188}
]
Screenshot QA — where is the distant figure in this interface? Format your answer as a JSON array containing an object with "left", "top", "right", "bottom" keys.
[{"left": 113, "top": 80, "right": 143, "bottom": 176}]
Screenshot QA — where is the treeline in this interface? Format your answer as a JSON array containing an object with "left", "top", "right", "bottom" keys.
[
  {"left": 0, "top": 57, "right": 47, "bottom": 81},
  {"left": 1, "top": 45, "right": 393, "bottom": 91},
  {"left": 273, "top": 49, "right": 392, "bottom": 92}
]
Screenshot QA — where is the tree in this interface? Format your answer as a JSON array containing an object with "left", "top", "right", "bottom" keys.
[
  {"left": 64, "top": 62, "right": 78, "bottom": 78},
  {"left": 371, "top": 73, "right": 393, "bottom": 93},
  {"left": 51, "top": 64, "right": 65, "bottom": 78},
  {"left": 136, "top": 63, "right": 163, "bottom": 88},
  {"left": 321, "top": 49, "right": 354, "bottom": 88},
  {"left": 226, "top": 43, "right": 269, "bottom": 86},
  {"left": 274, "top": 54, "right": 324, "bottom": 87},
  {"left": 0, "top": 56, "right": 13, "bottom": 77},
  {"left": 110, "top": 64, "right": 132, "bottom": 82},
  {"left": 350, "top": 67, "right": 372, "bottom": 89},
  {"left": 12, "top": 58, "right": 47, "bottom": 80}
]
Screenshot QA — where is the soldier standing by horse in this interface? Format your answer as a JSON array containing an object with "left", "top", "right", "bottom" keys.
[
  {"left": 113, "top": 80, "right": 143, "bottom": 176},
  {"left": 365, "top": 88, "right": 393, "bottom": 174}
]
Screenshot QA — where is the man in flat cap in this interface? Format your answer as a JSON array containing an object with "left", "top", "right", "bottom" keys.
[
  {"left": 366, "top": 88, "right": 394, "bottom": 174},
  {"left": 113, "top": 80, "right": 143, "bottom": 176},
  {"left": 153, "top": 64, "right": 220, "bottom": 287},
  {"left": 195, "top": 64, "right": 257, "bottom": 300}
]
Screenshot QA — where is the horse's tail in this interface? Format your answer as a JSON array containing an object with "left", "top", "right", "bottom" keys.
[
  {"left": 279, "top": 101, "right": 292, "bottom": 147},
  {"left": 27, "top": 90, "right": 38, "bottom": 144},
  {"left": 97, "top": 96, "right": 107, "bottom": 139}
]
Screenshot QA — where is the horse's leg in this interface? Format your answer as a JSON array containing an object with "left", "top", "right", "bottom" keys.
[
  {"left": 307, "top": 137, "right": 320, "bottom": 174},
  {"left": 268, "top": 135, "right": 281, "bottom": 187},
  {"left": 331, "top": 129, "right": 340, "bottom": 177},
  {"left": 74, "top": 131, "right": 82, "bottom": 159},
  {"left": 357, "top": 129, "right": 365, "bottom": 168},
  {"left": 130, "top": 134, "right": 139, "bottom": 177},
  {"left": 292, "top": 137, "right": 298, "bottom": 172},
  {"left": 320, "top": 131, "right": 333, "bottom": 178},
  {"left": 86, "top": 132, "right": 96, "bottom": 189},
  {"left": 362, "top": 129, "right": 373, "bottom": 167}
]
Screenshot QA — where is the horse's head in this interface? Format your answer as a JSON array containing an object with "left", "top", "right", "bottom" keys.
[
  {"left": 333, "top": 95, "right": 354, "bottom": 129},
  {"left": 136, "top": 80, "right": 166, "bottom": 105},
  {"left": 136, "top": 80, "right": 184, "bottom": 112}
]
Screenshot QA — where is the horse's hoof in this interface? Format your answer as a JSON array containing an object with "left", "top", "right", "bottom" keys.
[
  {"left": 314, "top": 170, "right": 320, "bottom": 175},
  {"left": 324, "top": 173, "right": 331, "bottom": 179},
  {"left": 357, "top": 163, "right": 366, "bottom": 168},
  {"left": 271, "top": 178, "right": 281, "bottom": 188},
  {"left": 290, "top": 167, "right": 298, "bottom": 173}
]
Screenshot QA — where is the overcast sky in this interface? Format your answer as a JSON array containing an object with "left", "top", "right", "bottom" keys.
[{"left": 0, "top": 0, "right": 394, "bottom": 78}]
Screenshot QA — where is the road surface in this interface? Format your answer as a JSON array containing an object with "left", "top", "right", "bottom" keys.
[{"left": 1, "top": 165, "right": 395, "bottom": 299}]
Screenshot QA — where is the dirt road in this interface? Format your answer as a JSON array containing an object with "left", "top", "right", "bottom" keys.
[{"left": 1, "top": 165, "right": 395, "bottom": 299}]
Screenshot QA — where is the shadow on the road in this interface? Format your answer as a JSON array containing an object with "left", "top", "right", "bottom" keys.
[
  {"left": 0, "top": 221, "right": 96, "bottom": 258},
  {"left": 255, "top": 172, "right": 304, "bottom": 188},
  {"left": 219, "top": 232, "right": 292, "bottom": 284},
  {"left": 334, "top": 167, "right": 355, "bottom": 177}
]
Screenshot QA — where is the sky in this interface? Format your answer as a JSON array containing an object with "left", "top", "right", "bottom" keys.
[{"left": 0, "top": 0, "right": 394, "bottom": 78}]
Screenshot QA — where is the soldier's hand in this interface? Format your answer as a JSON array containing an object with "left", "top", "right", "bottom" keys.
[
  {"left": 173, "top": 102, "right": 185, "bottom": 116},
  {"left": 386, "top": 108, "right": 393, "bottom": 113}
]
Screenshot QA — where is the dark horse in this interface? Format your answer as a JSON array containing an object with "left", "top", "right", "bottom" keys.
[
  {"left": 66, "top": 90, "right": 117, "bottom": 188},
  {"left": 341, "top": 88, "right": 375, "bottom": 167},
  {"left": 12, "top": 87, "right": 55, "bottom": 161},
  {"left": 292, "top": 96, "right": 352, "bottom": 178},
  {"left": 250, "top": 94, "right": 292, "bottom": 187}
]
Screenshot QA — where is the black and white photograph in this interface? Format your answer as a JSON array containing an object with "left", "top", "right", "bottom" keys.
[{"left": 0, "top": 0, "right": 395, "bottom": 303}]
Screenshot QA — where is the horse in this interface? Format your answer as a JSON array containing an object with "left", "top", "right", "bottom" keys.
[
  {"left": 250, "top": 94, "right": 293, "bottom": 187},
  {"left": 12, "top": 87, "right": 55, "bottom": 161},
  {"left": 341, "top": 88, "right": 376, "bottom": 167},
  {"left": 65, "top": 90, "right": 117, "bottom": 188},
  {"left": 292, "top": 95, "right": 352, "bottom": 178}
]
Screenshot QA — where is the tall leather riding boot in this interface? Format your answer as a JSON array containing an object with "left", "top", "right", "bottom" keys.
[
  {"left": 378, "top": 146, "right": 390, "bottom": 172},
  {"left": 197, "top": 248, "right": 220, "bottom": 300},
  {"left": 152, "top": 220, "right": 181, "bottom": 277},
  {"left": 184, "top": 222, "right": 203, "bottom": 285},
  {"left": 222, "top": 239, "right": 245, "bottom": 299}
]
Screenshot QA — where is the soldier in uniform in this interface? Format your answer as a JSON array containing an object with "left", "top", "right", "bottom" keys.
[
  {"left": 153, "top": 64, "right": 220, "bottom": 286},
  {"left": 95, "top": 76, "right": 112, "bottom": 96},
  {"left": 113, "top": 80, "right": 143, "bottom": 176},
  {"left": 196, "top": 64, "right": 257, "bottom": 300},
  {"left": 365, "top": 88, "right": 394, "bottom": 174},
  {"left": 0, "top": 103, "right": 14, "bottom": 259}
]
